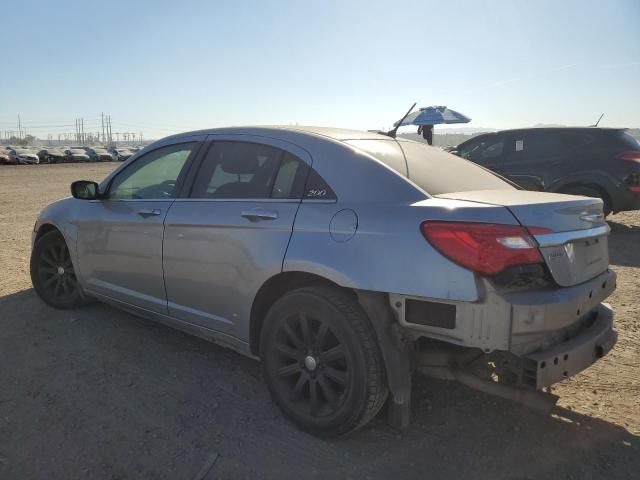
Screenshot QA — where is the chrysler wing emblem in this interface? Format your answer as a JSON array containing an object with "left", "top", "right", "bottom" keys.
[{"left": 580, "top": 213, "right": 604, "bottom": 223}]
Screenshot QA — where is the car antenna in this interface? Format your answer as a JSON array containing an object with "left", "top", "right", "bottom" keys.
[
  {"left": 591, "top": 113, "right": 604, "bottom": 127},
  {"left": 385, "top": 102, "right": 417, "bottom": 138}
]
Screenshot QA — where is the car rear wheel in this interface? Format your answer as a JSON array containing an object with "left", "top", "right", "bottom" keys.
[
  {"left": 260, "top": 286, "right": 388, "bottom": 437},
  {"left": 31, "top": 231, "right": 85, "bottom": 309},
  {"left": 562, "top": 185, "right": 612, "bottom": 216}
]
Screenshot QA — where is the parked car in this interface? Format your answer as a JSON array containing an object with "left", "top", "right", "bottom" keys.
[
  {"left": 64, "top": 148, "right": 91, "bottom": 162},
  {"left": 84, "top": 147, "right": 114, "bottom": 162},
  {"left": 8, "top": 148, "right": 40, "bottom": 164},
  {"left": 448, "top": 127, "right": 640, "bottom": 215},
  {"left": 0, "top": 151, "right": 14, "bottom": 164},
  {"left": 37, "top": 148, "right": 66, "bottom": 164},
  {"left": 109, "top": 147, "right": 133, "bottom": 161},
  {"left": 31, "top": 127, "right": 617, "bottom": 437}
]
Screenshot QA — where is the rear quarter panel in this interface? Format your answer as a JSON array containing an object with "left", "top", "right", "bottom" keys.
[{"left": 285, "top": 198, "right": 519, "bottom": 302}]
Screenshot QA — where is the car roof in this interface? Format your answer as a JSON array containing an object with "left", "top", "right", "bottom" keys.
[
  {"left": 483, "top": 126, "right": 626, "bottom": 135},
  {"left": 163, "top": 125, "right": 389, "bottom": 143}
]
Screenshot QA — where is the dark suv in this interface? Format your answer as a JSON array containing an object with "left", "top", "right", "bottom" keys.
[{"left": 450, "top": 127, "right": 640, "bottom": 215}]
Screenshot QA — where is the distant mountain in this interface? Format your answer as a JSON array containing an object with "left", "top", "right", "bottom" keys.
[
  {"left": 399, "top": 132, "right": 489, "bottom": 147},
  {"left": 429, "top": 126, "right": 498, "bottom": 134}
]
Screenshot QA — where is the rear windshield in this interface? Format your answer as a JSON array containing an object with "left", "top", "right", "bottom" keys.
[
  {"left": 616, "top": 131, "right": 640, "bottom": 150},
  {"left": 347, "top": 139, "right": 514, "bottom": 195}
]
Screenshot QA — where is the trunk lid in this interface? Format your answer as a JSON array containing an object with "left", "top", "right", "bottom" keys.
[{"left": 435, "top": 190, "right": 610, "bottom": 286}]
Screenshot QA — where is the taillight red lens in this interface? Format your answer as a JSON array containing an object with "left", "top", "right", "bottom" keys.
[
  {"left": 620, "top": 151, "right": 640, "bottom": 164},
  {"left": 421, "top": 222, "right": 546, "bottom": 276}
]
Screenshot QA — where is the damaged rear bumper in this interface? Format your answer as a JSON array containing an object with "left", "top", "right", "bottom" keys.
[{"left": 522, "top": 303, "right": 616, "bottom": 389}]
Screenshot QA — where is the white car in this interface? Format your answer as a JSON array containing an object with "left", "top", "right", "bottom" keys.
[{"left": 9, "top": 149, "right": 40, "bottom": 165}]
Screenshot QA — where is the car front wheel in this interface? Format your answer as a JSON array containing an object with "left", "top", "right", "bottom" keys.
[
  {"left": 260, "top": 286, "right": 388, "bottom": 437},
  {"left": 31, "top": 230, "right": 85, "bottom": 309}
]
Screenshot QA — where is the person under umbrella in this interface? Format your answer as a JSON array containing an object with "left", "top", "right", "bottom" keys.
[
  {"left": 388, "top": 105, "right": 471, "bottom": 143},
  {"left": 417, "top": 124, "right": 434, "bottom": 145}
]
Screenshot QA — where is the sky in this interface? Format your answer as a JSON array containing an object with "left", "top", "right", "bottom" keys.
[{"left": 1, "top": 0, "right": 638, "bottom": 140}]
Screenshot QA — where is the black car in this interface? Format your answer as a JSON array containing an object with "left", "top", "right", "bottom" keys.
[
  {"left": 84, "top": 147, "right": 113, "bottom": 162},
  {"left": 37, "top": 148, "right": 66, "bottom": 164},
  {"left": 450, "top": 127, "right": 640, "bottom": 215}
]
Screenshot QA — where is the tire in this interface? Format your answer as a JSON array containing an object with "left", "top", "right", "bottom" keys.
[
  {"left": 260, "top": 286, "right": 388, "bottom": 437},
  {"left": 561, "top": 185, "right": 612, "bottom": 216},
  {"left": 30, "top": 230, "right": 85, "bottom": 309}
]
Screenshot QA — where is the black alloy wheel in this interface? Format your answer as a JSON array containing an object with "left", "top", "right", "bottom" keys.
[
  {"left": 261, "top": 286, "right": 388, "bottom": 437},
  {"left": 31, "top": 231, "right": 84, "bottom": 309}
]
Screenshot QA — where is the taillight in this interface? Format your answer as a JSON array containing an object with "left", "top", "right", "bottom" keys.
[
  {"left": 421, "top": 222, "right": 548, "bottom": 276},
  {"left": 619, "top": 151, "right": 640, "bottom": 164}
]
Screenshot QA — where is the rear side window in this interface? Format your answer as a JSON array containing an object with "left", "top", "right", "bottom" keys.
[
  {"left": 303, "top": 168, "right": 336, "bottom": 200},
  {"left": 511, "top": 132, "right": 566, "bottom": 160},
  {"left": 191, "top": 141, "right": 309, "bottom": 199},
  {"left": 397, "top": 140, "right": 514, "bottom": 195},
  {"left": 561, "top": 132, "right": 596, "bottom": 149}
]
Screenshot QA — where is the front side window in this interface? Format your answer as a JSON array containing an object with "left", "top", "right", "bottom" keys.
[
  {"left": 458, "top": 135, "right": 504, "bottom": 164},
  {"left": 191, "top": 141, "right": 308, "bottom": 199},
  {"left": 108, "top": 142, "right": 195, "bottom": 200}
]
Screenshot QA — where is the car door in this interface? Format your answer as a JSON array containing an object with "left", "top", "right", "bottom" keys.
[
  {"left": 75, "top": 140, "right": 201, "bottom": 313},
  {"left": 162, "top": 136, "right": 312, "bottom": 338}
]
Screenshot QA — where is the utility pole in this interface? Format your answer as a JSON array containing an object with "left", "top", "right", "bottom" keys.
[
  {"left": 17, "top": 115, "right": 22, "bottom": 140},
  {"left": 101, "top": 112, "right": 105, "bottom": 143}
]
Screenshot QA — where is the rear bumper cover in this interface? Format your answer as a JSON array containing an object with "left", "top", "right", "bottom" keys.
[
  {"left": 523, "top": 303, "right": 616, "bottom": 388},
  {"left": 391, "top": 269, "right": 616, "bottom": 355}
]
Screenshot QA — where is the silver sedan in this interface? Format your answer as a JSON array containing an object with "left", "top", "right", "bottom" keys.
[{"left": 31, "top": 126, "right": 617, "bottom": 436}]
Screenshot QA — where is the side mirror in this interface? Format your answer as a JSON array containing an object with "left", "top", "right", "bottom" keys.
[{"left": 71, "top": 180, "right": 100, "bottom": 200}]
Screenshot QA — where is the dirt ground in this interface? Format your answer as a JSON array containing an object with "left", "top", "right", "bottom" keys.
[{"left": 0, "top": 163, "right": 638, "bottom": 479}]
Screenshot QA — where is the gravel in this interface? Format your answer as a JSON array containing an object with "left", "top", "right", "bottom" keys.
[{"left": 0, "top": 163, "right": 638, "bottom": 479}]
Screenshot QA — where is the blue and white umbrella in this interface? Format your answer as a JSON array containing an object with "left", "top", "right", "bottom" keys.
[{"left": 395, "top": 105, "right": 471, "bottom": 126}]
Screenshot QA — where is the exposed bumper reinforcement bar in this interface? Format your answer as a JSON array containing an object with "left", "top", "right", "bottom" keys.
[{"left": 523, "top": 303, "right": 617, "bottom": 389}]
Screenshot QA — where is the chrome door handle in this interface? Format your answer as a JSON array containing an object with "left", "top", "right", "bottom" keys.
[
  {"left": 241, "top": 209, "right": 279, "bottom": 221},
  {"left": 137, "top": 208, "right": 161, "bottom": 217}
]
